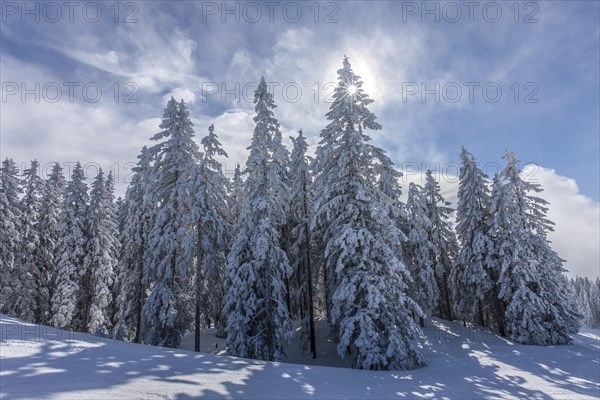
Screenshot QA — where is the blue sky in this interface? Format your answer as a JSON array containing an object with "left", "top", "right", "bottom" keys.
[{"left": 1, "top": 1, "right": 599, "bottom": 277}]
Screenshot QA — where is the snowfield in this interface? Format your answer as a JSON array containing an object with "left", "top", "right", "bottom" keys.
[{"left": 1, "top": 315, "right": 598, "bottom": 399}]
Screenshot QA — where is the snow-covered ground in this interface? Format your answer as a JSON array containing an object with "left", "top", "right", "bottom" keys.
[{"left": 1, "top": 315, "right": 598, "bottom": 399}]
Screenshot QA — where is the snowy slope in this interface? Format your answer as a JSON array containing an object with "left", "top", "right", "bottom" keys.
[{"left": 1, "top": 315, "right": 598, "bottom": 399}]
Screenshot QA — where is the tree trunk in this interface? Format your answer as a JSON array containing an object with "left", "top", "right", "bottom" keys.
[
  {"left": 494, "top": 294, "right": 506, "bottom": 337},
  {"left": 442, "top": 272, "right": 453, "bottom": 321},
  {"left": 195, "top": 300, "right": 201, "bottom": 352},
  {"left": 284, "top": 274, "right": 292, "bottom": 315},
  {"left": 134, "top": 232, "right": 146, "bottom": 344},
  {"left": 497, "top": 311, "right": 506, "bottom": 337},
  {"left": 322, "top": 261, "right": 329, "bottom": 321},
  {"left": 81, "top": 267, "right": 92, "bottom": 331},
  {"left": 489, "top": 266, "right": 506, "bottom": 337},
  {"left": 477, "top": 299, "right": 485, "bottom": 327},
  {"left": 305, "top": 229, "right": 317, "bottom": 359},
  {"left": 195, "top": 225, "right": 203, "bottom": 352},
  {"left": 302, "top": 170, "right": 317, "bottom": 359},
  {"left": 134, "top": 265, "right": 144, "bottom": 343},
  {"left": 298, "top": 289, "right": 305, "bottom": 321}
]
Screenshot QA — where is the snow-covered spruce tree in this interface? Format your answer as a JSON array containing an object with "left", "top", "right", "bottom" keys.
[
  {"left": 288, "top": 129, "right": 317, "bottom": 358},
  {"left": 585, "top": 278, "right": 600, "bottom": 328},
  {"left": 485, "top": 174, "right": 510, "bottom": 335},
  {"left": 224, "top": 77, "right": 293, "bottom": 362},
  {"left": 311, "top": 56, "right": 383, "bottom": 320},
  {"left": 0, "top": 190, "right": 17, "bottom": 315},
  {"left": 570, "top": 277, "right": 590, "bottom": 327},
  {"left": 114, "top": 146, "right": 154, "bottom": 342},
  {"left": 115, "top": 196, "right": 127, "bottom": 232},
  {"left": 508, "top": 153, "right": 580, "bottom": 338},
  {"left": 311, "top": 57, "right": 424, "bottom": 370},
  {"left": 269, "top": 117, "right": 291, "bottom": 226},
  {"left": 489, "top": 151, "right": 580, "bottom": 344},
  {"left": 181, "top": 123, "right": 231, "bottom": 350},
  {"left": 404, "top": 182, "right": 438, "bottom": 327},
  {"left": 51, "top": 162, "right": 89, "bottom": 330},
  {"left": 572, "top": 277, "right": 600, "bottom": 328},
  {"left": 530, "top": 228, "right": 581, "bottom": 340},
  {"left": 0, "top": 158, "right": 23, "bottom": 315},
  {"left": 450, "top": 147, "right": 494, "bottom": 327},
  {"left": 82, "top": 170, "right": 119, "bottom": 335},
  {"left": 13, "top": 160, "right": 45, "bottom": 322},
  {"left": 423, "top": 170, "right": 458, "bottom": 321},
  {"left": 142, "top": 98, "right": 200, "bottom": 347},
  {"left": 269, "top": 117, "right": 292, "bottom": 311},
  {"left": 105, "top": 173, "right": 122, "bottom": 329},
  {"left": 112, "top": 192, "right": 128, "bottom": 332},
  {"left": 200, "top": 124, "right": 231, "bottom": 339},
  {"left": 376, "top": 154, "right": 412, "bottom": 295},
  {"left": 230, "top": 164, "right": 245, "bottom": 230},
  {"left": 376, "top": 152, "right": 408, "bottom": 233},
  {"left": 525, "top": 177, "right": 581, "bottom": 336},
  {"left": 36, "top": 163, "right": 66, "bottom": 324},
  {"left": 589, "top": 278, "right": 600, "bottom": 328}
]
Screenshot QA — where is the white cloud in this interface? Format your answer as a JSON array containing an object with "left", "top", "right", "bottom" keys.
[
  {"left": 526, "top": 166, "right": 600, "bottom": 279},
  {"left": 0, "top": 54, "right": 153, "bottom": 196},
  {"left": 164, "top": 87, "right": 197, "bottom": 104}
]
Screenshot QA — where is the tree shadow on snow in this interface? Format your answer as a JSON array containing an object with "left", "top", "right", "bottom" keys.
[{"left": 1, "top": 316, "right": 598, "bottom": 399}]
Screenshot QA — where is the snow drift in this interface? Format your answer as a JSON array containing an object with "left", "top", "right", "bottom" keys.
[{"left": 1, "top": 315, "right": 598, "bottom": 399}]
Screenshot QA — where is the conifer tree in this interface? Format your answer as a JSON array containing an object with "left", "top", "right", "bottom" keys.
[
  {"left": 181, "top": 123, "right": 231, "bottom": 350},
  {"left": 115, "top": 196, "right": 127, "bottom": 234},
  {"left": 36, "top": 163, "right": 66, "bottom": 324},
  {"left": 376, "top": 155, "right": 411, "bottom": 293},
  {"left": 14, "top": 160, "right": 45, "bottom": 322},
  {"left": 198, "top": 124, "right": 231, "bottom": 339},
  {"left": 115, "top": 147, "right": 154, "bottom": 342},
  {"left": 51, "top": 163, "right": 89, "bottom": 330},
  {"left": 269, "top": 119, "right": 290, "bottom": 226},
  {"left": 376, "top": 154, "right": 408, "bottom": 233},
  {"left": 486, "top": 174, "right": 509, "bottom": 335},
  {"left": 0, "top": 158, "right": 22, "bottom": 315},
  {"left": 423, "top": 170, "right": 458, "bottom": 321},
  {"left": 311, "top": 57, "right": 423, "bottom": 370},
  {"left": 109, "top": 181, "right": 125, "bottom": 329},
  {"left": 224, "top": 77, "right": 293, "bottom": 361},
  {"left": 311, "top": 56, "right": 384, "bottom": 319},
  {"left": 571, "top": 277, "right": 600, "bottom": 328},
  {"left": 83, "top": 170, "right": 119, "bottom": 334},
  {"left": 288, "top": 129, "right": 317, "bottom": 358},
  {"left": 142, "top": 98, "right": 201, "bottom": 347},
  {"left": 405, "top": 182, "right": 438, "bottom": 327},
  {"left": 489, "top": 151, "right": 580, "bottom": 344},
  {"left": 230, "top": 164, "right": 245, "bottom": 232},
  {"left": 269, "top": 122, "right": 292, "bottom": 312},
  {"left": 450, "top": 147, "right": 494, "bottom": 326},
  {"left": 589, "top": 278, "right": 600, "bottom": 328}
]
